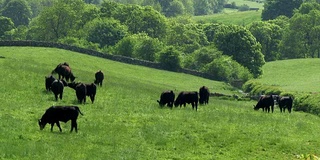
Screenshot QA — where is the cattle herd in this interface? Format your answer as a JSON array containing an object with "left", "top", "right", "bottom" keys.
[
  {"left": 39, "top": 62, "right": 104, "bottom": 133},
  {"left": 253, "top": 95, "right": 293, "bottom": 113},
  {"left": 157, "top": 86, "right": 210, "bottom": 111},
  {"left": 39, "top": 62, "right": 293, "bottom": 133}
]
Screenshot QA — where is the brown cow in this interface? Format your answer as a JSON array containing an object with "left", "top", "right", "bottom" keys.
[{"left": 52, "top": 63, "right": 76, "bottom": 82}]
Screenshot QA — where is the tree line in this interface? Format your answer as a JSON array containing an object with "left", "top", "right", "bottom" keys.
[{"left": 0, "top": 0, "right": 320, "bottom": 83}]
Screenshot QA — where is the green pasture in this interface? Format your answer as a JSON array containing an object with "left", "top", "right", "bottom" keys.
[
  {"left": 0, "top": 47, "right": 319, "bottom": 159},
  {"left": 229, "top": 0, "right": 265, "bottom": 9},
  {"left": 192, "top": 10, "right": 262, "bottom": 25},
  {"left": 253, "top": 58, "right": 320, "bottom": 93}
]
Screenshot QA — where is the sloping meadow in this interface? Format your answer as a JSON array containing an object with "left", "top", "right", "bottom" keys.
[
  {"left": 0, "top": 47, "right": 319, "bottom": 159},
  {"left": 244, "top": 58, "right": 320, "bottom": 116}
]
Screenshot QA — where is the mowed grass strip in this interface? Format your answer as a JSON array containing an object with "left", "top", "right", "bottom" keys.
[{"left": 0, "top": 47, "right": 319, "bottom": 159}]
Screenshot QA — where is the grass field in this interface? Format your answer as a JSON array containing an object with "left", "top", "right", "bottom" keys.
[
  {"left": 192, "top": 10, "right": 262, "bottom": 25},
  {"left": 0, "top": 47, "right": 320, "bottom": 159},
  {"left": 253, "top": 58, "right": 320, "bottom": 93}
]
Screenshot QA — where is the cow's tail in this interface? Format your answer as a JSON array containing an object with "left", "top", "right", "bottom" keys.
[{"left": 75, "top": 106, "right": 84, "bottom": 115}]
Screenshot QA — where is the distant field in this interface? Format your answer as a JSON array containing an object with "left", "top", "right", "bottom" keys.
[
  {"left": 229, "top": 0, "right": 265, "bottom": 9},
  {"left": 0, "top": 47, "right": 319, "bottom": 159},
  {"left": 192, "top": 10, "right": 262, "bottom": 25},
  {"left": 253, "top": 59, "right": 320, "bottom": 93}
]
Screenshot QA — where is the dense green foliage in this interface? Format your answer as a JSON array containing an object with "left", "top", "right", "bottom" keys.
[
  {"left": 262, "top": 0, "right": 303, "bottom": 20},
  {"left": 0, "top": 47, "right": 320, "bottom": 159},
  {"left": 2, "top": 0, "right": 320, "bottom": 84}
]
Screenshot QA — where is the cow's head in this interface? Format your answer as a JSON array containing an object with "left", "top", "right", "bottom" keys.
[
  {"left": 38, "top": 119, "right": 46, "bottom": 130},
  {"left": 157, "top": 100, "right": 164, "bottom": 106},
  {"left": 70, "top": 74, "right": 76, "bottom": 82},
  {"left": 253, "top": 105, "right": 259, "bottom": 110}
]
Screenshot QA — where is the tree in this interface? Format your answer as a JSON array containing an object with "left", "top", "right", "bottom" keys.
[
  {"left": 84, "top": 18, "right": 128, "bottom": 48},
  {"left": 157, "top": 46, "right": 182, "bottom": 71},
  {"left": 214, "top": 24, "right": 265, "bottom": 77},
  {"left": 1, "top": 0, "right": 32, "bottom": 26},
  {"left": 194, "top": 0, "right": 210, "bottom": 15},
  {"left": 133, "top": 35, "right": 164, "bottom": 61},
  {"left": 27, "top": 0, "right": 86, "bottom": 41},
  {"left": 165, "top": 0, "right": 185, "bottom": 17},
  {"left": 247, "top": 21, "right": 283, "bottom": 61},
  {"left": 100, "top": 2, "right": 168, "bottom": 39},
  {"left": 183, "top": 46, "right": 222, "bottom": 70},
  {"left": 262, "top": 0, "right": 303, "bottom": 20},
  {"left": 167, "top": 22, "right": 209, "bottom": 54},
  {"left": 280, "top": 3, "right": 320, "bottom": 58},
  {"left": 201, "top": 55, "right": 253, "bottom": 82},
  {"left": 0, "top": 16, "right": 14, "bottom": 39}
]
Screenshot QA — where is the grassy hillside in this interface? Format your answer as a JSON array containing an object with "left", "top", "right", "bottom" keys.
[
  {"left": 192, "top": 10, "right": 262, "bottom": 25},
  {"left": 253, "top": 59, "right": 320, "bottom": 93},
  {"left": 0, "top": 47, "right": 320, "bottom": 159}
]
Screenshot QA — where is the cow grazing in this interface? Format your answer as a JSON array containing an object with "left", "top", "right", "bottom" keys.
[
  {"left": 157, "top": 90, "right": 175, "bottom": 108},
  {"left": 174, "top": 91, "right": 199, "bottom": 111},
  {"left": 253, "top": 95, "right": 274, "bottom": 113},
  {"left": 199, "top": 86, "right": 210, "bottom": 105},
  {"left": 278, "top": 96, "right": 293, "bottom": 113},
  {"left": 68, "top": 82, "right": 87, "bottom": 104},
  {"left": 51, "top": 79, "right": 68, "bottom": 101},
  {"left": 52, "top": 63, "right": 76, "bottom": 82},
  {"left": 45, "top": 75, "right": 56, "bottom": 92},
  {"left": 85, "top": 83, "right": 97, "bottom": 103},
  {"left": 94, "top": 70, "right": 104, "bottom": 87},
  {"left": 38, "top": 106, "right": 83, "bottom": 133}
]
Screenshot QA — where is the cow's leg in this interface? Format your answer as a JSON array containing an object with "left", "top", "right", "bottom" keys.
[
  {"left": 54, "top": 94, "right": 58, "bottom": 101},
  {"left": 56, "top": 122, "right": 62, "bottom": 132},
  {"left": 191, "top": 103, "right": 194, "bottom": 110},
  {"left": 90, "top": 95, "right": 95, "bottom": 103},
  {"left": 59, "top": 92, "right": 63, "bottom": 100},
  {"left": 271, "top": 105, "right": 274, "bottom": 113},
  {"left": 50, "top": 123, "right": 54, "bottom": 132},
  {"left": 70, "top": 120, "right": 77, "bottom": 133}
]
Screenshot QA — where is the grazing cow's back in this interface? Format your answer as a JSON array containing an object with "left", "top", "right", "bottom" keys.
[
  {"left": 174, "top": 91, "right": 199, "bottom": 111},
  {"left": 278, "top": 96, "right": 293, "bottom": 113},
  {"left": 85, "top": 83, "right": 97, "bottom": 103},
  {"left": 253, "top": 95, "right": 274, "bottom": 113},
  {"left": 94, "top": 70, "right": 104, "bottom": 87},
  {"left": 199, "top": 86, "right": 210, "bottom": 105},
  {"left": 52, "top": 63, "right": 76, "bottom": 82},
  {"left": 157, "top": 90, "right": 175, "bottom": 108},
  {"left": 51, "top": 79, "right": 67, "bottom": 101},
  {"left": 45, "top": 75, "right": 56, "bottom": 92},
  {"left": 38, "top": 106, "right": 83, "bottom": 133},
  {"left": 68, "top": 82, "right": 87, "bottom": 104}
]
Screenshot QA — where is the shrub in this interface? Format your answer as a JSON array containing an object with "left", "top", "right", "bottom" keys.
[{"left": 156, "top": 46, "right": 182, "bottom": 71}]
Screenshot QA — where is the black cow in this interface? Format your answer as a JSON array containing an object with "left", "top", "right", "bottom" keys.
[
  {"left": 45, "top": 75, "right": 56, "bottom": 92},
  {"left": 199, "top": 86, "right": 210, "bottom": 105},
  {"left": 68, "top": 82, "right": 87, "bottom": 104},
  {"left": 278, "top": 96, "right": 293, "bottom": 113},
  {"left": 94, "top": 70, "right": 104, "bottom": 87},
  {"left": 52, "top": 63, "right": 76, "bottom": 82},
  {"left": 51, "top": 79, "right": 68, "bottom": 101},
  {"left": 69, "top": 82, "right": 96, "bottom": 104},
  {"left": 157, "top": 90, "right": 175, "bottom": 108},
  {"left": 253, "top": 95, "right": 274, "bottom": 113},
  {"left": 38, "top": 106, "right": 83, "bottom": 133},
  {"left": 174, "top": 91, "right": 199, "bottom": 111}
]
